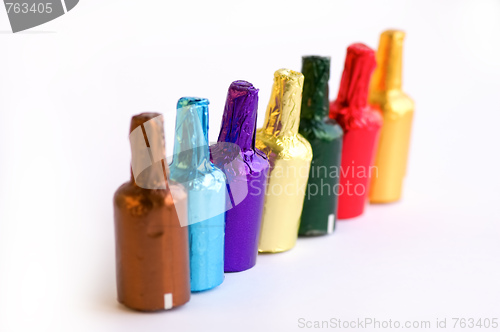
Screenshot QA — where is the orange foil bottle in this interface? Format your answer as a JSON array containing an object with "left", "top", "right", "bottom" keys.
[
  {"left": 369, "top": 30, "right": 414, "bottom": 203},
  {"left": 330, "top": 44, "right": 383, "bottom": 219},
  {"left": 113, "top": 113, "right": 190, "bottom": 311}
]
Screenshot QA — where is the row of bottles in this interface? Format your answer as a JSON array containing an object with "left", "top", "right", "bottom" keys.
[{"left": 113, "top": 30, "right": 414, "bottom": 311}]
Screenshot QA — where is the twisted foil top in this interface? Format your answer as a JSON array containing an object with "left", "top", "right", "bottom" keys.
[
  {"left": 129, "top": 112, "right": 169, "bottom": 188},
  {"left": 262, "top": 69, "right": 304, "bottom": 138},
  {"left": 218, "top": 80, "right": 259, "bottom": 152},
  {"left": 177, "top": 97, "right": 210, "bottom": 143},
  {"left": 214, "top": 80, "right": 268, "bottom": 175},
  {"left": 170, "top": 97, "right": 220, "bottom": 186},
  {"left": 371, "top": 30, "right": 406, "bottom": 92},
  {"left": 299, "top": 56, "right": 342, "bottom": 142},
  {"left": 330, "top": 43, "right": 381, "bottom": 130},
  {"left": 300, "top": 56, "right": 330, "bottom": 120}
]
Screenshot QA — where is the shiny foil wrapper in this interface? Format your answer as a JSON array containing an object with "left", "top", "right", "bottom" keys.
[
  {"left": 114, "top": 113, "right": 190, "bottom": 311},
  {"left": 330, "top": 44, "right": 383, "bottom": 219},
  {"left": 369, "top": 30, "right": 414, "bottom": 203},
  {"left": 169, "top": 98, "right": 226, "bottom": 292},
  {"left": 298, "top": 56, "right": 344, "bottom": 236},
  {"left": 256, "top": 69, "right": 312, "bottom": 252},
  {"left": 211, "top": 81, "right": 269, "bottom": 272}
]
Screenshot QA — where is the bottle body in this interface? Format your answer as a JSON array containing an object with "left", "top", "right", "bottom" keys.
[
  {"left": 114, "top": 183, "right": 190, "bottom": 311},
  {"left": 256, "top": 133, "right": 312, "bottom": 252},
  {"left": 299, "top": 118, "right": 343, "bottom": 235},
  {"left": 217, "top": 154, "right": 268, "bottom": 271},
  {"left": 185, "top": 179, "right": 226, "bottom": 291},
  {"left": 335, "top": 116, "right": 381, "bottom": 218},
  {"left": 369, "top": 90, "right": 414, "bottom": 202}
]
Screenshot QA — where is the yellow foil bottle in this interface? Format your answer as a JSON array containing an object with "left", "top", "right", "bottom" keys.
[
  {"left": 256, "top": 69, "right": 313, "bottom": 253},
  {"left": 369, "top": 30, "right": 414, "bottom": 203}
]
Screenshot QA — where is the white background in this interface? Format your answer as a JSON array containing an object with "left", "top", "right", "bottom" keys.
[{"left": 1, "top": 1, "right": 499, "bottom": 331}]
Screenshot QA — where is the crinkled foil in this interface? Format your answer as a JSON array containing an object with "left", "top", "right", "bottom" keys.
[
  {"left": 369, "top": 30, "right": 414, "bottom": 203},
  {"left": 298, "top": 56, "right": 343, "bottom": 236},
  {"left": 114, "top": 112, "right": 190, "bottom": 311},
  {"left": 169, "top": 98, "right": 226, "bottom": 292},
  {"left": 256, "top": 69, "right": 312, "bottom": 252},
  {"left": 212, "top": 80, "right": 269, "bottom": 272},
  {"left": 329, "top": 44, "right": 383, "bottom": 219}
]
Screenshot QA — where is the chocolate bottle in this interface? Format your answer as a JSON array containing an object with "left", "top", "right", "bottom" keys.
[
  {"left": 298, "top": 56, "right": 344, "bottom": 235},
  {"left": 256, "top": 69, "right": 313, "bottom": 252},
  {"left": 369, "top": 30, "right": 414, "bottom": 203},
  {"left": 329, "top": 44, "right": 383, "bottom": 219},
  {"left": 169, "top": 97, "right": 226, "bottom": 292},
  {"left": 113, "top": 113, "right": 190, "bottom": 311},
  {"left": 212, "top": 80, "right": 269, "bottom": 272}
]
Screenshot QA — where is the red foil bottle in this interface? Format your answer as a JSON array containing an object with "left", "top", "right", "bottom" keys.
[{"left": 329, "top": 44, "right": 383, "bottom": 219}]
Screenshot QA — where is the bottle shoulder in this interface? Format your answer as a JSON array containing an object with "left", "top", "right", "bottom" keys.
[
  {"left": 114, "top": 181, "right": 186, "bottom": 217},
  {"left": 370, "top": 90, "right": 414, "bottom": 115},
  {"left": 169, "top": 163, "right": 226, "bottom": 193},
  {"left": 300, "top": 118, "right": 344, "bottom": 141},
  {"left": 210, "top": 142, "right": 269, "bottom": 175},
  {"left": 255, "top": 130, "right": 313, "bottom": 161}
]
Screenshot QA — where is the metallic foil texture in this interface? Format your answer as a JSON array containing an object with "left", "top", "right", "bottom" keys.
[
  {"left": 169, "top": 98, "right": 226, "bottom": 292},
  {"left": 369, "top": 30, "right": 414, "bottom": 203},
  {"left": 212, "top": 80, "right": 269, "bottom": 272},
  {"left": 330, "top": 44, "right": 383, "bottom": 219},
  {"left": 114, "top": 113, "right": 190, "bottom": 311},
  {"left": 256, "top": 69, "right": 312, "bottom": 252},
  {"left": 298, "top": 56, "right": 344, "bottom": 236}
]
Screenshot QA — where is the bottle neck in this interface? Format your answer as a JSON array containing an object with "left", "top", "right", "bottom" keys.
[
  {"left": 371, "top": 30, "right": 405, "bottom": 92},
  {"left": 300, "top": 56, "right": 330, "bottom": 120},
  {"left": 218, "top": 80, "right": 259, "bottom": 152},
  {"left": 128, "top": 112, "right": 168, "bottom": 186},
  {"left": 171, "top": 97, "right": 211, "bottom": 171},
  {"left": 262, "top": 68, "right": 304, "bottom": 138},
  {"left": 336, "top": 43, "right": 376, "bottom": 109}
]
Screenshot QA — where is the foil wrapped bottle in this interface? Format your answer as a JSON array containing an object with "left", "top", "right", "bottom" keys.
[
  {"left": 211, "top": 81, "right": 269, "bottom": 272},
  {"left": 169, "top": 97, "right": 226, "bottom": 292},
  {"left": 330, "top": 44, "right": 383, "bottom": 219},
  {"left": 369, "top": 30, "right": 414, "bottom": 203},
  {"left": 113, "top": 113, "right": 190, "bottom": 311},
  {"left": 298, "top": 56, "right": 344, "bottom": 236},
  {"left": 256, "top": 69, "right": 312, "bottom": 252}
]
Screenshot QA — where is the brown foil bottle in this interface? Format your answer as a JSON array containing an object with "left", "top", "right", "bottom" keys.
[{"left": 113, "top": 113, "right": 190, "bottom": 311}]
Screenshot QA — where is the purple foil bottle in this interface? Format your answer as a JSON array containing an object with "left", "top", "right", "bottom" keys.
[{"left": 211, "top": 80, "right": 269, "bottom": 272}]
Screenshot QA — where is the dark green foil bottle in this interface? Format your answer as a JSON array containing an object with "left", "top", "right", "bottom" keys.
[{"left": 298, "top": 56, "right": 343, "bottom": 236}]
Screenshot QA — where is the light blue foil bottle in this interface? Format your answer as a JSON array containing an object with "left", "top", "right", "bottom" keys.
[{"left": 169, "top": 97, "right": 226, "bottom": 292}]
